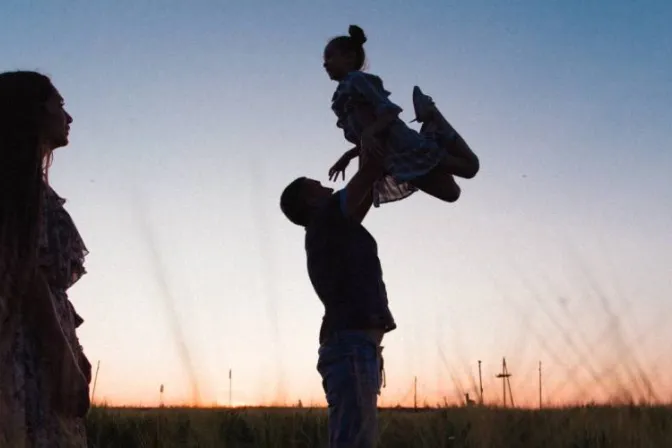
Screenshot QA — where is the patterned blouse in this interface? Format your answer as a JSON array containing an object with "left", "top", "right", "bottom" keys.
[
  {"left": 0, "top": 184, "right": 90, "bottom": 447},
  {"left": 331, "top": 71, "right": 446, "bottom": 206}
]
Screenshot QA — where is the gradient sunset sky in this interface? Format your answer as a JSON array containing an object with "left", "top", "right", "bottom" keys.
[{"left": 1, "top": 1, "right": 670, "bottom": 408}]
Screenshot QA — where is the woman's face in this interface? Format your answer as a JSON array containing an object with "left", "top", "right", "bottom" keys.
[{"left": 41, "top": 88, "right": 72, "bottom": 150}]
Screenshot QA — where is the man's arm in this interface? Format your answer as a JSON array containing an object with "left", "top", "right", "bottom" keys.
[
  {"left": 351, "top": 189, "right": 373, "bottom": 224},
  {"left": 340, "top": 151, "right": 383, "bottom": 223}
]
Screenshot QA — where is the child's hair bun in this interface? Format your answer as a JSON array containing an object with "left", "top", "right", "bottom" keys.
[{"left": 348, "top": 25, "right": 367, "bottom": 46}]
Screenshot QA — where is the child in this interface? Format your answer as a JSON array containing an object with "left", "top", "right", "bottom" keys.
[{"left": 325, "top": 25, "right": 480, "bottom": 207}]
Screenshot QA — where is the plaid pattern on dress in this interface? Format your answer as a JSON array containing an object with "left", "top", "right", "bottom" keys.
[{"left": 331, "top": 71, "right": 446, "bottom": 206}]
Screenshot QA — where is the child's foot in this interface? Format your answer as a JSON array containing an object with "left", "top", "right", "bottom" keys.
[
  {"left": 414, "top": 87, "right": 458, "bottom": 147},
  {"left": 411, "top": 86, "right": 436, "bottom": 124},
  {"left": 419, "top": 119, "right": 438, "bottom": 137}
]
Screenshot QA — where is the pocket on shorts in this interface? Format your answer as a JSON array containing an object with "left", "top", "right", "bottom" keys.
[
  {"left": 317, "top": 336, "right": 383, "bottom": 405},
  {"left": 317, "top": 349, "right": 357, "bottom": 407},
  {"left": 349, "top": 344, "right": 383, "bottom": 406}
]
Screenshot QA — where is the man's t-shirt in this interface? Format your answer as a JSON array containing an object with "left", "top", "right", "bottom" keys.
[{"left": 305, "top": 190, "right": 397, "bottom": 344}]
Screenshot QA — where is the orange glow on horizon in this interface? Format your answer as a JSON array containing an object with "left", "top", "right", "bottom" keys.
[{"left": 93, "top": 383, "right": 672, "bottom": 410}]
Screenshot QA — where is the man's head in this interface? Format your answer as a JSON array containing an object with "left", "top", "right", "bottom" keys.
[{"left": 280, "top": 177, "right": 334, "bottom": 227}]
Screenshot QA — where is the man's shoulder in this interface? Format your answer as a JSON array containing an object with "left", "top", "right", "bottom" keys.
[
  {"left": 317, "top": 190, "right": 346, "bottom": 215},
  {"left": 307, "top": 190, "right": 347, "bottom": 230}
]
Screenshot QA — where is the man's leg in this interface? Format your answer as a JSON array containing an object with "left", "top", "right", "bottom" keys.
[{"left": 317, "top": 332, "right": 382, "bottom": 448}]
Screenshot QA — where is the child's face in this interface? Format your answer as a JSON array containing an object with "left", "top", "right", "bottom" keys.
[{"left": 323, "top": 42, "right": 355, "bottom": 81}]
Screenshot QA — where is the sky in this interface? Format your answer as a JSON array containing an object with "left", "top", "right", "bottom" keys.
[{"left": 1, "top": 0, "right": 671, "bottom": 408}]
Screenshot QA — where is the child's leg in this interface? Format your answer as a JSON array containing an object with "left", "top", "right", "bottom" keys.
[
  {"left": 409, "top": 165, "right": 461, "bottom": 203},
  {"left": 422, "top": 119, "right": 480, "bottom": 179},
  {"left": 414, "top": 87, "right": 480, "bottom": 179}
]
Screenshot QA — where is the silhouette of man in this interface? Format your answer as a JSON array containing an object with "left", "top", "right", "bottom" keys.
[{"left": 280, "top": 154, "right": 396, "bottom": 447}]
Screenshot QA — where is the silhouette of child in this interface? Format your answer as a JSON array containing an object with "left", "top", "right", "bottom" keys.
[{"left": 325, "top": 25, "right": 480, "bottom": 206}]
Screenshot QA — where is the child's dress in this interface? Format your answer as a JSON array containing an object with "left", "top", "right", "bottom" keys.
[{"left": 331, "top": 70, "right": 446, "bottom": 206}]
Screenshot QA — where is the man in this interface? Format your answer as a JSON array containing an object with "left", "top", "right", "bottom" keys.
[{"left": 280, "top": 152, "right": 396, "bottom": 447}]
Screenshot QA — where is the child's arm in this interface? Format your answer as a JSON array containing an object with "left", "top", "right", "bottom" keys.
[
  {"left": 329, "top": 146, "right": 361, "bottom": 182},
  {"left": 344, "top": 145, "right": 361, "bottom": 159}
]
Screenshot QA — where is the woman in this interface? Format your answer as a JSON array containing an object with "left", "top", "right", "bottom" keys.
[{"left": 0, "top": 71, "right": 92, "bottom": 447}]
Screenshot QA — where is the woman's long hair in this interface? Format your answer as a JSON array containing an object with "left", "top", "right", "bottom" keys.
[{"left": 0, "top": 71, "right": 55, "bottom": 298}]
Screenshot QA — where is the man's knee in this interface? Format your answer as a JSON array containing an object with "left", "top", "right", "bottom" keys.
[{"left": 327, "top": 384, "right": 378, "bottom": 448}]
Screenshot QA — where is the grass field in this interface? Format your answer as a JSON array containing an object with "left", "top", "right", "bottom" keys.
[{"left": 85, "top": 404, "right": 672, "bottom": 448}]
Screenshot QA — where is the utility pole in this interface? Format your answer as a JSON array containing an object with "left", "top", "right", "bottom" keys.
[
  {"left": 495, "top": 357, "right": 514, "bottom": 407},
  {"left": 229, "top": 368, "right": 232, "bottom": 407},
  {"left": 91, "top": 360, "right": 101, "bottom": 405},
  {"left": 478, "top": 360, "right": 484, "bottom": 405},
  {"left": 538, "top": 361, "right": 542, "bottom": 409},
  {"left": 413, "top": 376, "right": 418, "bottom": 410}
]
